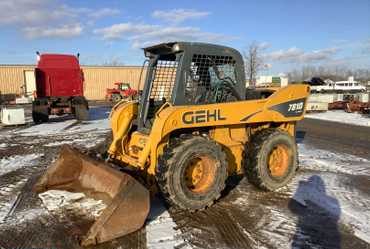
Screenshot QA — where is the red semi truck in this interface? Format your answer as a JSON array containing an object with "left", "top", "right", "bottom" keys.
[{"left": 32, "top": 53, "right": 89, "bottom": 123}]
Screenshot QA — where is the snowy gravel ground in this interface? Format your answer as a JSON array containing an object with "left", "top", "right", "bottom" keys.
[
  {"left": 0, "top": 105, "right": 369, "bottom": 248},
  {"left": 293, "top": 144, "right": 370, "bottom": 244},
  {"left": 306, "top": 110, "right": 370, "bottom": 127}
]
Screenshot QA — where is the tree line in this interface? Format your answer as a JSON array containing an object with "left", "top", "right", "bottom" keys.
[
  {"left": 286, "top": 66, "right": 370, "bottom": 83},
  {"left": 243, "top": 42, "right": 370, "bottom": 85}
]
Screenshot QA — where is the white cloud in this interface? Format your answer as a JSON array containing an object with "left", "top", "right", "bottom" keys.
[
  {"left": 264, "top": 47, "right": 339, "bottom": 63},
  {"left": 23, "top": 24, "right": 83, "bottom": 39},
  {"left": 88, "top": 8, "right": 120, "bottom": 19},
  {"left": 152, "top": 9, "right": 210, "bottom": 24},
  {"left": 94, "top": 23, "right": 156, "bottom": 40},
  {"left": 94, "top": 22, "right": 232, "bottom": 48},
  {"left": 0, "top": 0, "right": 41, "bottom": 24},
  {"left": 301, "top": 47, "right": 339, "bottom": 62},
  {"left": 0, "top": 0, "right": 83, "bottom": 25},
  {"left": 0, "top": 0, "right": 117, "bottom": 39},
  {"left": 258, "top": 42, "right": 271, "bottom": 50},
  {"left": 264, "top": 47, "right": 303, "bottom": 62}
]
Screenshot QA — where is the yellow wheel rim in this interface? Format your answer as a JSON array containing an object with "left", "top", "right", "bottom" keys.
[
  {"left": 184, "top": 156, "right": 217, "bottom": 193},
  {"left": 268, "top": 144, "right": 290, "bottom": 177}
]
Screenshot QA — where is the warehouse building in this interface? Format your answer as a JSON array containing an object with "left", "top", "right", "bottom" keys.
[{"left": 0, "top": 65, "right": 145, "bottom": 100}]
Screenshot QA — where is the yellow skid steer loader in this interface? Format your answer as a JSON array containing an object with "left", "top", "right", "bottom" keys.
[{"left": 34, "top": 42, "right": 310, "bottom": 246}]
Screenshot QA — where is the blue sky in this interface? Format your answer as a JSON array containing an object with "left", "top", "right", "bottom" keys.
[{"left": 1, "top": 0, "right": 369, "bottom": 74}]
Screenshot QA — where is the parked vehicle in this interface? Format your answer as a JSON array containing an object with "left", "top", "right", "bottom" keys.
[
  {"left": 34, "top": 41, "right": 310, "bottom": 246},
  {"left": 32, "top": 53, "right": 89, "bottom": 123},
  {"left": 311, "top": 78, "right": 366, "bottom": 93},
  {"left": 328, "top": 101, "right": 348, "bottom": 110},
  {"left": 345, "top": 100, "right": 370, "bottom": 114},
  {"left": 105, "top": 82, "right": 137, "bottom": 103}
]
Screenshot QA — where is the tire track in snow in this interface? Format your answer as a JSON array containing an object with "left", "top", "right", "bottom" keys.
[
  {"left": 146, "top": 199, "right": 190, "bottom": 249},
  {"left": 0, "top": 154, "right": 42, "bottom": 223}
]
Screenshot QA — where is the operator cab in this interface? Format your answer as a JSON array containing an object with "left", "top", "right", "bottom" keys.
[{"left": 138, "top": 42, "right": 246, "bottom": 130}]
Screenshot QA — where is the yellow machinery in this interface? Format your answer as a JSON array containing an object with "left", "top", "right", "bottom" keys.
[{"left": 34, "top": 42, "right": 310, "bottom": 246}]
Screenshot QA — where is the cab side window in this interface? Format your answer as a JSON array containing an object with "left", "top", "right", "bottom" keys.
[{"left": 185, "top": 54, "right": 237, "bottom": 104}]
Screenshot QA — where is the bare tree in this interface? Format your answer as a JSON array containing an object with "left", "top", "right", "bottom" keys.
[
  {"left": 243, "top": 42, "right": 264, "bottom": 87},
  {"left": 286, "top": 65, "right": 370, "bottom": 83},
  {"left": 102, "top": 56, "right": 125, "bottom": 66}
]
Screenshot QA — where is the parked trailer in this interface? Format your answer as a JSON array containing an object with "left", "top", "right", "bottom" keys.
[
  {"left": 306, "top": 102, "right": 329, "bottom": 113},
  {"left": 308, "top": 93, "right": 336, "bottom": 103},
  {"left": 32, "top": 53, "right": 88, "bottom": 123}
]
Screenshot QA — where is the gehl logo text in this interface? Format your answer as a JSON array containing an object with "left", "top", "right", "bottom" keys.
[{"left": 182, "top": 109, "right": 226, "bottom": 124}]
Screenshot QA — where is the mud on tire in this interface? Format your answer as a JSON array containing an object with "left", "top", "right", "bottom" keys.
[
  {"left": 156, "top": 135, "right": 228, "bottom": 210},
  {"left": 245, "top": 128, "right": 298, "bottom": 191}
]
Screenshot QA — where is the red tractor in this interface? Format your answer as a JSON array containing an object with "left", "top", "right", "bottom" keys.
[
  {"left": 32, "top": 53, "right": 89, "bottom": 123},
  {"left": 105, "top": 82, "right": 137, "bottom": 103}
]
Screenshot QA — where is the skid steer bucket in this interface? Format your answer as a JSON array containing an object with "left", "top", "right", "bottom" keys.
[{"left": 33, "top": 145, "right": 150, "bottom": 246}]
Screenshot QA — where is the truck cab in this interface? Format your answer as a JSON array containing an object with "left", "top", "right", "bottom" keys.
[{"left": 32, "top": 53, "right": 88, "bottom": 123}]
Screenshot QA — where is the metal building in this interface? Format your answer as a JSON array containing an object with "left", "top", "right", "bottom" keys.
[{"left": 0, "top": 65, "right": 145, "bottom": 100}]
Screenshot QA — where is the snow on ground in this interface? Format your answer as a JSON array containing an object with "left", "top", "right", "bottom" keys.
[
  {"left": 0, "top": 154, "right": 43, "bottom": 223},
  {"left": 257, "top": 206, "right": 298, "bottom": 248},
  {"left": 44, "top": 137, "right": 105, "bottom": 148},
  {"left": 1, "top": 207, "right": 46, "bottom": 226},
  {"left": 68, "top": 119, "right": 109, "bottom": 133},
  {"left": 292, "top": 144, "right": 370, "bottom": 244},
  {"left": 38, "top": 191, "right": 190, "bottom": 249},
  {"left": 17, "top": 118, "right": 109, "bottom": 136},
  {"left": 17, "top": 119, "right": 77, "bottom": 135},
  {"left": 0, "top": 178, "right": 28, "bottom": 223},
  {"left": 38, "top": 190, "right": 107, "bottom": 220},
  {"left": 146, "top": 199, "right": 191, "bottom": 249},
  {"left": 298, "top": 143, "right": 370, "bottom": 176},
  {"left": 1, "top": 106, "right": 111, "bottom": 150},
  {"left": 0, "top": 154, "right": 42, "bottom": 176},
  {"left": 306, "top": 110, "right": 370, "bottom": 127},
  {"left": 14, "top": 106, "right": 110, "bottom": 136}
]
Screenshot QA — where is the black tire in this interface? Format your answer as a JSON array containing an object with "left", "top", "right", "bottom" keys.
[
  {"left": 245, "top": 128, "right": 298, "bottom": 191},
  {"left": 112, "top": 94, "right": 122, "bottom": 103},
  {"left": 75, "top": 104, "right": 89, "bottom": 121},
  {"left": 32, "top": 104, "right": 49, "bottom": 124},
  {"left": 156, "top": 135, "right": 228, "bottom": 210}
]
